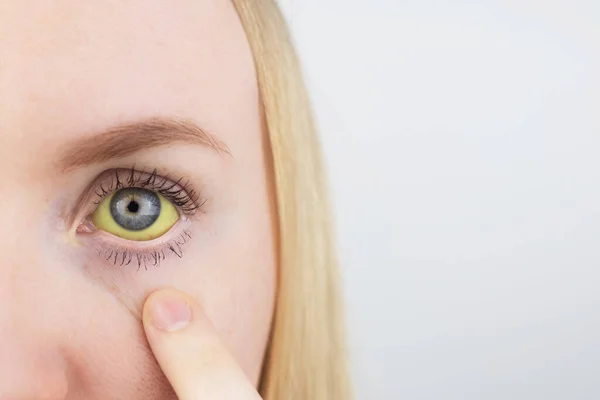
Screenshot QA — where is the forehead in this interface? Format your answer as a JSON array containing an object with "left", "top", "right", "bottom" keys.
[{"left": 0, "top": 0, "right": 256, "bottom": 151}]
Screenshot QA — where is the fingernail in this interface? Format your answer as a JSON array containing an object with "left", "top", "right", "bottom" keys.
[{"left": 148, "top": 292, "right": 192, "bottom": 332}]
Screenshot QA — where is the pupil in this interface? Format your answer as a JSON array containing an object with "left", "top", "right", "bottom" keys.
[{"left": 127, "top": 201, "right": 140, "bottom": 213}]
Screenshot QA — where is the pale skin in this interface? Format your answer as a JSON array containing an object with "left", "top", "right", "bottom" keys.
[{"left": 0, "top": 0, "right": 275, "bottom": 398}]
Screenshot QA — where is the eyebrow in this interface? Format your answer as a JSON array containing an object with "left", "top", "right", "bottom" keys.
[{"left": 58, "top": 117, "right": 230, "bottom": 171}]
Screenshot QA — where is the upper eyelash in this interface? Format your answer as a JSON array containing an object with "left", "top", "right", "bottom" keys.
[{"left": 93, "top": 167, "right": 205, "bottom": 215}]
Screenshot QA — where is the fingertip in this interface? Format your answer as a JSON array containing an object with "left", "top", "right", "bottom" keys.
[
  {"left": 141, "top": 288, "right": 262, "bottom": 399},
  {"left": 143, "top": 288, "right": 192, "bottom": 333}
]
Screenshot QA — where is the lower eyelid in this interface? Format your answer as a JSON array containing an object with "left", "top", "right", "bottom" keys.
[{"left": 78, "top": 219, "right": 194, "bottom": 269}]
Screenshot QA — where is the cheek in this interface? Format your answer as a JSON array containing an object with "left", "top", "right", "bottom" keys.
[
  {"left": 74, "top": 222, "right": 276, "bottom": 387},
  {"left": 171, "top": 231, "right": 277, "bottom": 385},
  {"left": 65, "top": 306, "right": 175, "bottom": 398},
  {"left": 41, "top": 269, "right": 177, "bottom": 399}
]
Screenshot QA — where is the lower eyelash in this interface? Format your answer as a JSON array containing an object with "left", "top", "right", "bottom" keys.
[{"left": 95, "top": 229, "right": 193, "bottom": 270}]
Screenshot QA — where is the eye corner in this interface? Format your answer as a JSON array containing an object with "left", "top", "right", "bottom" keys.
[{"left": 75, "top": 218, "right": 96, "bottom": 235}]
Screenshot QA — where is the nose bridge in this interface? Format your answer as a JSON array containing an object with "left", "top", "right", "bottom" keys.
[
  {"left": 0, "top": 179, "right": 68, "bottom": 330},
  {"left": 0, "top": 186, "right": 42, "bottom": 302},
  {"left": 0, "top": 189, "right": 70, "bottom": 399}
]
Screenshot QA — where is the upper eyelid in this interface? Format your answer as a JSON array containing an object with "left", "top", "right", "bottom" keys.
[
  {"left": 93, "top": 168, "right": 201, "bottom": 212},
  {"left": 68, "top": 168, "right": 204, "bottom": 230}
]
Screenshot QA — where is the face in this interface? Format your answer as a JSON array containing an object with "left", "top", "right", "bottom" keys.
[{"left": 0, "top": 0, "right": 276, "bottom": 398}]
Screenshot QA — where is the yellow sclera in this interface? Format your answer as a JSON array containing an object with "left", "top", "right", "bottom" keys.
[{"left": 91, "top": 190, "right": 179, "bottom": 241}]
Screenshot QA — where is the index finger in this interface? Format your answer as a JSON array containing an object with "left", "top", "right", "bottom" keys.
[{"left": 143, "top": 288, "right": 262, "bottom": 400}]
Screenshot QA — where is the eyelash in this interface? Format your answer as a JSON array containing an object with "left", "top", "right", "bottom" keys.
[
  {"left": 95, "top": 229, "right": 193, "bottom": 270},
  {"left": 93, "top": 167, "right": 204, "bottom": 215},
  {"left": 79, "top": 167, "right": 205, "bottom": 269}
]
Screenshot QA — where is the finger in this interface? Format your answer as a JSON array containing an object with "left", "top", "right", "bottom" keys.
[{"left": 142, "top": 288, "right": 262, "bottom": 400}]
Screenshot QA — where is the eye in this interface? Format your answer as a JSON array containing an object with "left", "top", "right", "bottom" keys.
[{"left": 91, "top": 187, "right": 180, "bottom": 241}]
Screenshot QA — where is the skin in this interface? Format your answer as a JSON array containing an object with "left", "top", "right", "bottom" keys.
[
  {"left": 144, "top": 288, "right": 263, "bottom": 399},
  {"left": 0, "top": 0, "right": 276, "bottom": 398}
]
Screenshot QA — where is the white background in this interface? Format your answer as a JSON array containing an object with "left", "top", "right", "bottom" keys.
[{"left": 278, "top": 1, "right": 600, "bottom": 399}]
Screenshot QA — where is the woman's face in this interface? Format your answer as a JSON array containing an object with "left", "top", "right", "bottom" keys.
[{"left": 0, "top": 0, "right": 276, "bottom": 398}]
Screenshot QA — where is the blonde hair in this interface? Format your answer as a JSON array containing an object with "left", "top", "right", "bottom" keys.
[{"left": 231, "top": 1, "right": 352, "bottom": 399}]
